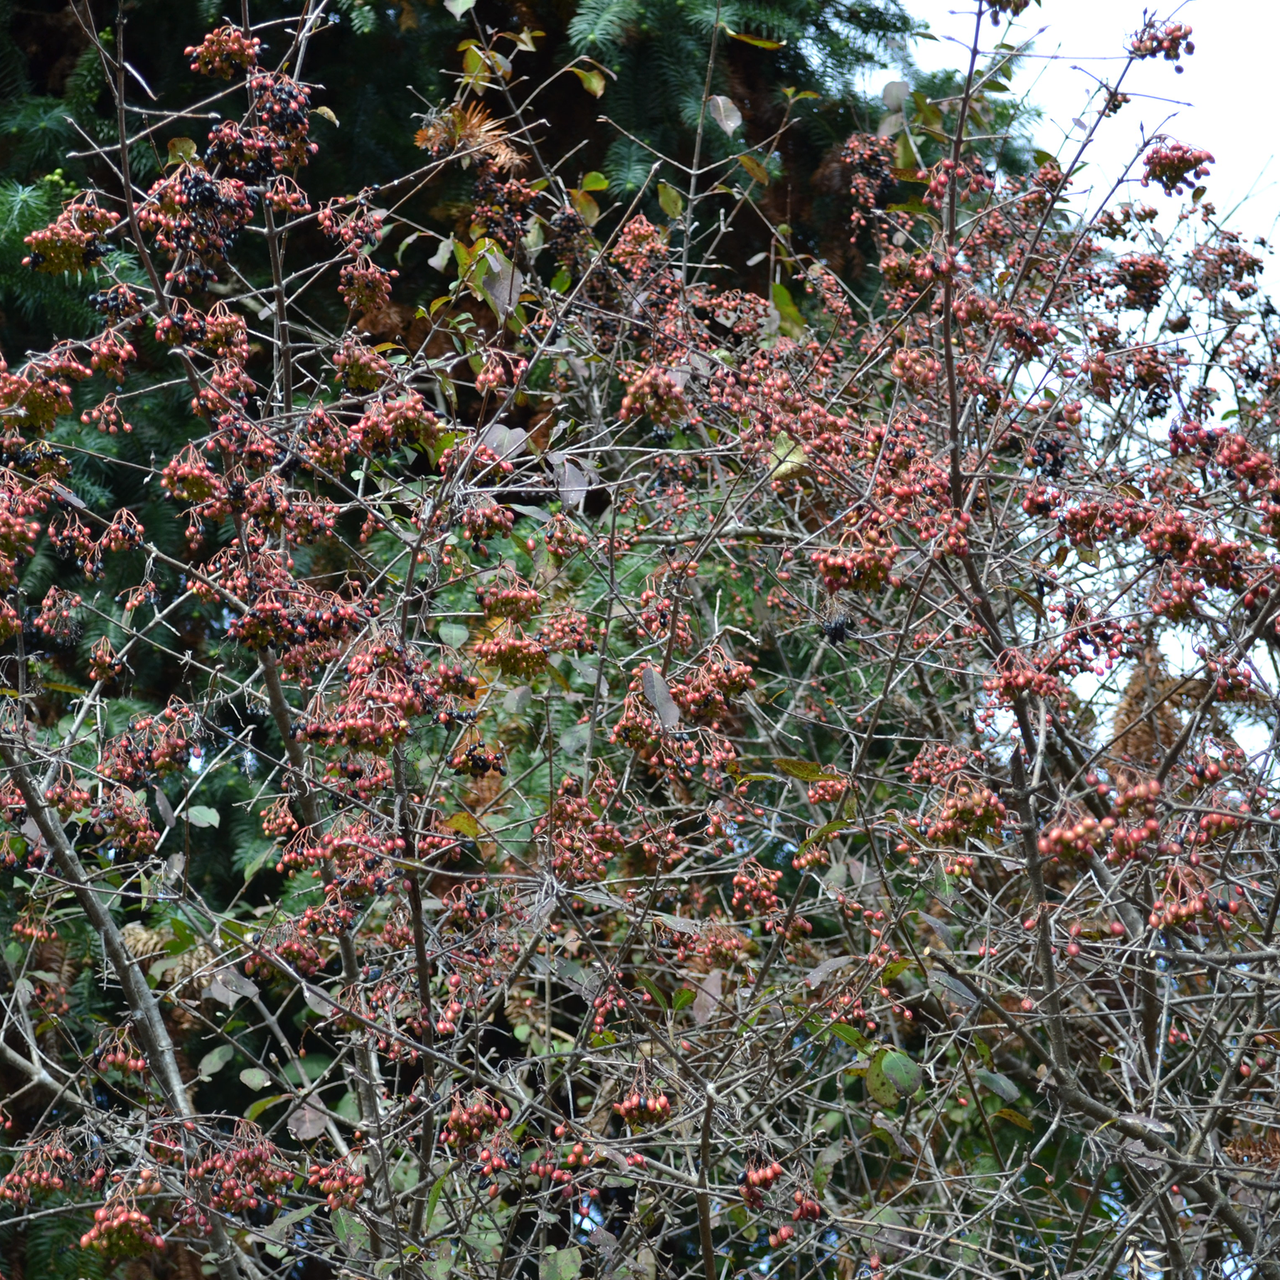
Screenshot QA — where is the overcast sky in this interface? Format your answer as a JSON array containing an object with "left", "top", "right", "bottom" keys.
[{"left": 889, "top": 0, "right": 1280, "bottom": 293}]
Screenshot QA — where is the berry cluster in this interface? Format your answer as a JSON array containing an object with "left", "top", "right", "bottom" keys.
[
  {"left": 620, "top": 365, "right": 688, "bottom": 427},
  {"left": 32, "top": 586, "right": 82, "bottom": 644},
  {"left": 671, "top": 650, "right": 756, "bottom": 727},
  {"left": 810, "top": 529, "right": 898, "bottom": 594},
  {"left": 80, "top": 1195, "right": 164, "bottom": 1257},
  {"left": 318, "top": 190, "right": 386, "bottom": 254},
  {"left": 738, "top": 1154, "right": 784, "bottom": 1210},
  {"left": 791, "top": 1189, "right": 822, "bottom": 1221},
  {"left": 22, "top": 198, "right": 119, "bottom": 274},
  {"left": 1143, "top": 141, "right": 1213, "bottom": 197},
  {"left": 732, "top": 860, "right": 783, "bottom": 914},
  {"left": 248, "top": 73, "right": 317, "bottom": 168},
  {"left": 477, "top": 574, "right": 541, "bottom": 621},
  {"left": 458, "top": 502, "right": 516, "bottom": 550},
  {"left": 908, "top": 782, "right": 1006, "bottom": 848},
  {"left": 1130, "top": 20, "right": 1194, "bottom": 64},
  {"left": 339, "top": 257, "right": 397, "bottom": 314},
  {"left": 613, "top": 1089, "right": 671, "bottom": 1125},
  {"left": 440, "top": 1094, "right": 511, "bottom": 1148},
  {"left": 193, "top": 1127, "right": 293, "bottom": 1214},
  {"left": 350, "top": 393, "right": 438, "bottom": 457},
  {"left": 0, "top": 1139, "right": 77, "bottom": 1205},
  {"left": 138, "top": 166, "right": 255, "bottom": 289},
  {"left": 186, "top": 25, "right": 261, "bottom": 78},
  {"left": 306, "top": 1158, "right": 366, "bottom": 1210},
  {"left": 449, "top": 741, "right": 506, "bottom": 778},
  {"left": 333, "top": 338, "right": 392, "bottom": 393}
]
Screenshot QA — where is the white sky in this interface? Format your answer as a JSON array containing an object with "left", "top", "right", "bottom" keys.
[
  {"left": 888, "top": 2, "right": 1280, "bottom": 758},
  {"left": 888, "top": 0, "right": 1280, "bottom": 294}
]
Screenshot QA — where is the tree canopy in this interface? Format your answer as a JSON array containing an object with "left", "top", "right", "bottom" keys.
[{"left": 3, "top": 7, "right": 1280, "bottom": 1280}]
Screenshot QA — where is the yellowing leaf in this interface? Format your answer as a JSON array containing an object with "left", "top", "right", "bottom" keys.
[
  {"left": 581, "top": 170, "right": 609, "bottom": 191},
  {"left": 994, "top": 1107, "right": 1033, "bottom": 1130},
  {"left": 770, "top": 431, "right": 807, "bottom": 480},
  {"left": 445, "top": 811, "right": 481, "bottom": 838},
  {"left": 570, "top": 188, "right": 600, "bottom": 227},
  {"left": 722, "top": 25, "right": 784, "bottom": 49},
  {"left": 657, "top": 182, "right": 684, "bottom": 219},
  {"left": 771, "top": 757, "right": 835, "bottom": 781},
  {"left": 167, "top": 137, "right": 198, "bottom": 166},
  {"left": 311, "top": 106, "right": 339, "bottom": 127},
  {"left": 739, "top": 154, "right": 770, "bottom": 186},
  {"left": 771, "top": 282, "right": 806, "bottom": 338},
  {"left": 571, "top": 66, "right": 605, "bottom": 97}
]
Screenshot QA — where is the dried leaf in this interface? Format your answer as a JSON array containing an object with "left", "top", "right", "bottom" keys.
[
  {"left": 707, "top": 95, "right": 742, "bottom": 136},
  {"left": 287, "top": 1101, "right": 328, "bottom": 1141},
  {"left": 641, "top": 667, "right": 681, "bottom": 729},
  {"left": 692, "top": 968, "right": 722, "bottom": 1025}
]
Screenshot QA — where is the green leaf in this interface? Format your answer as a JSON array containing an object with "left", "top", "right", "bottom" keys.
[
  {"left": 550, "top": 267, "right": 572, "bottom": 294},
  {"left": 634, "top": 974, "right": 667, "bottom": 1010},
  {"left": 993, "top": 1107, "right": 1033, "bottom": 1130},
  {"left": 799, "top": 818, "right": 850, "bottom": 855},
  {"left": 772, "top": 758, "right": 839, "bottom": 782},
  {"left": 425, "top": 1173, "right": 447, "bottom": 1226},
  {"left": 581, "top": 171, "right": 609, "bottom": 191},
  {"left": 198, "top": 1044, "right": 234, "bottom": 1079},
  {"left": 186, "top": 805, "right": 220, "bottom": 829},
  {"left": 439, "top": 622, "right": 469, "bottom": 648},
  {"left": 880, "top": 1050, "right": 922, "bottom": 1096},
  {"left": 830, "top": 1022, "right": 872, "bottom": 1051},
  {"left": 445, "top": 0, "right": 476, "bottom": 17},
  {"left": 243, "top": 847, "right": 272, "bottom": 884},
  {"left": 974, "top": 1068, "right": 1020, "bottom": 1103},
  {"left": 4, "top": 941, "right": 22, "bottom": 964},
  {"left": 240, "top": 1066, "right": 271, "bottom": 1091},
  {"left": 245, "top": 1093, "right": 289, "bottom": 1122},
  {"left": 865, "top": 1049, "right": 900, "bottom": 1108},
  {"left": 260, "top": 1203, "right": 316, "bottom": 1242},
  {"left": 333, "top": 1207, "right": 370, "bottom": 1256},
  {"left": 657, "top": 182, "right": 684, "bottom": 219},
  {"left": 541, "top": 1246, "right": 583, "bottom": 1280},
  {"left": 672, "top": 987, "right": 696, "bottom": 1011}
]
